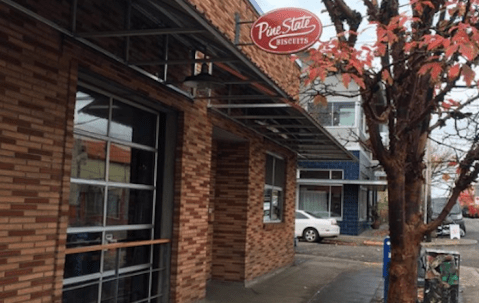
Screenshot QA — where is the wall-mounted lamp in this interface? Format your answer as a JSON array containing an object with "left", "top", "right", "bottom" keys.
[{"left": 183, "top": 62, "right": 224, "bottom": 89}]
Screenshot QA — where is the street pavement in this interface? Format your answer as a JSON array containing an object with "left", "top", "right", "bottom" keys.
[{"left": 199, "top": 224, "right": 479, "bottom": 303}]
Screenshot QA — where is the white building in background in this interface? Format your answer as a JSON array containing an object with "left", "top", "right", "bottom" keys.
[{"left": 297, "top": 74, "right": 387, "bottom": 235}]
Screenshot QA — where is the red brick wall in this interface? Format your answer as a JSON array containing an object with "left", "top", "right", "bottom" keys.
[
  {"left": 0, "top": 4, "right": 76, "bottom": 301},
  {"left": 245, "top": 139, "right": 297, "bottom": 281},
  {"left": 208, "top": 115, "right": 297, "bottom": 285},
  {"left": 210, "top": 141, "right": 249, "bottom": 281},
  {"left": 186, "top": 0, "right": 301, "bottom": 98},
  {"left": 0, "top": 1, "right": 298, "bottom": 303}
]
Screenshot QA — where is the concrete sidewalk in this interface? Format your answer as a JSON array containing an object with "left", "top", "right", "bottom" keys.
[
  {"left": 199, "top": 225, "right": 478, "bottom": 303},
  {"left": 199, "top": 255, "right": 382, "bottom": 303}
]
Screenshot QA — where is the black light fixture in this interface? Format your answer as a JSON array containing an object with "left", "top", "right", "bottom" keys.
[{"left": 183, "top": 62, "right": 224, "bottom": 89}]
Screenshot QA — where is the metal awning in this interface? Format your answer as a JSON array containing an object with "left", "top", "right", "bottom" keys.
[
  {"left": 298, "top": 179, "right": 388, "bottom": 191},
  {"left": 1, "top": 0, "right": 356, "bottom": 161}
]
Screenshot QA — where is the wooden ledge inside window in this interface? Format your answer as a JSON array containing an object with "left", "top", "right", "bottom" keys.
[{"left": 65, "top": 238, "right": 170, "bottom": 255}]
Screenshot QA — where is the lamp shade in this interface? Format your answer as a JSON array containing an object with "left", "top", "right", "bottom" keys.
[{"left": 183, "top": 63, "right": 224, "bottom": 89}]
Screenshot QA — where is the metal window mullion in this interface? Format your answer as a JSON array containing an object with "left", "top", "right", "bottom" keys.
[
  {"left": 328, "top": 185, "right": 331, "bottom": 216},
  {"left": 148, "top": 113, "right": 160, "bottom": 300},
  {"left": 125, "top": 0, "right": 132, "bottom": 63},
  {"left": 78, "top": 82, "right": 160, "bottom": 116},
  {"left": 70, "top": 178, "right": 155, "bottom": 191},
  {"left": 163, "top": 35, "right": 169, "bottom": 81},
  {"left": 67, "top": 224, "right": 153, "bottom": 234},
  {"left": 71, "top": 0, "right": 77, "bottom": 33},
  {"left": 98, "top": 96, "right": 113, "bottom": 303},
  {"left": 74, "top": 130, "right": 157, "bottom": 153},
  {"left": 63, "top": 273, "right": 102, "bottom": 286}
]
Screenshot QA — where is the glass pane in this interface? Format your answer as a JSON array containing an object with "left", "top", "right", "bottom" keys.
[
  {"left": 105, "top": 229, "right": 151, "bottom": 244},
  {"left": 109, "top": 144, "right": 155, "bottom": 185},
  {"left": 71, "top": 136, "right": 106, "bottom": 180},
  {"left": 310, "top": 103, "right": 331, "bottom": 126},
  {"left": 75, "top": 89, "right": 109, "bottom": 135},
  {"left": 274, "top": 158, "right": 285, "bottom": 188},
  {"left": 68, "top": 184, "right": 105, "bottom": 227},
  {"left": 103, "top": 246, "right": 151, "bottom": 272},
  {"left": 103, "top": 229, "right": 151, "bottom": 272},
  {"left": 64, "top": 250, "right": 101, "bottom": 279},
  {"left": 102, "top": 272, "right": 150, "bottom": 303},
  {"left": 299, "top": 170, "right": 330, "bottom": 179},
  {"left": 330, "top": 186, "right": 342, "bottom": 217},
  {"left": 299, "top": 185, "right": 330, "bottom": 216},
  {"left": 63, "top": 281, "right": 99, "bottom": 303},
  {"left": 331, "top": 171, "right": 343, "bottom": 179},
  {"left": 66, "top": 232, "right": 102, "bottom": 248},
  {"left": 263, "top": 188, "right": 272, "bottom": 221},
  {"left": 265, "top": 155, "right": 273, "bottom": 185},
  {"left": 106, "top": 188, "right": 154, "bottom": 226},
  {"left": 270, "top": 190, "right": 282, "bottom": 221},
  {"left": 334, "top": 102, "right": 355, "bottom": 126},
  {"left": 295, "top": 212, "right": 308, "bottom": 219},
  {"left": 110, "top": 100, "right": 157, "bottom": 147}
]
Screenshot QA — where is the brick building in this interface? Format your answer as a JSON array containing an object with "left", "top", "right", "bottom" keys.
[{"left": 0, "top": 1, "right": 354, "bottom": 302}]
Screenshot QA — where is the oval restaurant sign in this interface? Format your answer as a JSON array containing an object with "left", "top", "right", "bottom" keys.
[{"left": 250, "top": 8, "right": 322, "bottom": 54}]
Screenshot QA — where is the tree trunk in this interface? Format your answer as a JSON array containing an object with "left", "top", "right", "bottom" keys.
[
  {"left": 386, "top": 169, "right": 424, "bottom": 303},
  {"left": 387, "top": 230, "right": 422, "bottom": 303}
]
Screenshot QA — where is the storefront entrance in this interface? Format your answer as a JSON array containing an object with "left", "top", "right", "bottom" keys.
[{"left": 63, "top": 83, "right": 173, "bottom": 303}]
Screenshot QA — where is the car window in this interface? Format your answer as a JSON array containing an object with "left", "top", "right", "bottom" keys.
[
  {"left": 451, "top": 203, "right": 461, "bottom": 214},
  {"left": 432, "top": 200, "right": 461, "bottom": 215},
  {"left": 295, "top": 212, "right": 308, "bottom": 219},
  {"left": 304, "top": 211, "right": 322, "bottom": 218}
]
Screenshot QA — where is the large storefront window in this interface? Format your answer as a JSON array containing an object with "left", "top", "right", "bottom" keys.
[
  {"left": 263, "top": 154, "right": 285, "bottom": 223},
  {"left": 64, "top": 85, "right": 169, "bottom": 303},
  {"left": 308, "top": 101, "right": 356, "bottom": 127},
  {"left": 298, "top": 185, "right": 342, "bottom": 219}
]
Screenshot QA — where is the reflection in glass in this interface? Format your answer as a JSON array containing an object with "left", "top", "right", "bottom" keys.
[
  {"left": 299, "top": 170, "right": 330, "bottom": 179},
  {"left": 102, "top": 273, "right": 149, "bottom": 303},
  {"left": 109, "top": 144, "right": 155, "bottom": 185},
  {"left": 106, "top": 188, "right": 154, "bottom": 225},
  {"left": 71, "top": 136, "right": 106, "bottom": 180},
  {"left": 334, "top": 103, "right": 355, "bottom": 126},
  {"left": 103, "top": 246, "right": 150, "bottom": 272},
  {"left": 68, "top": 184, "right": 104, "bottom": 227},
  {"left": 75, "top": 90, "right": 109, "bottom": 135},
  {"left": 298, "top": 185, "right": 343, "bottom": 218},
  {"left": 110, "top": 100, "right": 157, "bottom": 147},
  {"left": 330, "top": 186, "right": 342, "bottom": 217},
  {"left": 63, "top": 281, "right": 99, "bottom": 303},
  {"left": 331, "top": 171, "right": 343, "bottom": 179},
  {"left": 66, "top": 232, "right": 102, "bottom": 248},
  {"left": 64, "top": 250, "right": 101, "bottom": 279},
  {"left": 310, "top": 102, "right": 356, "bottom": 127}
]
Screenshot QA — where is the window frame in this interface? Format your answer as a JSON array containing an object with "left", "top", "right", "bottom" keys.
[
  {"left": 298, "top": 169, "right": 344, "bottom": 180},
  {"left": 64, "top": 82, "right": 169, "bottom": 303},
  {"left": 297, "top": 184, "right": 343, "bottom": 220},
  {"left": 263, "top": 153, "right": 286, "bottom": 223},
  {"left": 359, "top": 187, "right": 368, "bottom": 221},
  {"left": 308, "top": 100, "right": 357, "bottom": 127}
]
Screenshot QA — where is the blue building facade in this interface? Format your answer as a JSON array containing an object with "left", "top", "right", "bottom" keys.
[{"left": 298, "top": 151, "right": 372, "bottom": 235}]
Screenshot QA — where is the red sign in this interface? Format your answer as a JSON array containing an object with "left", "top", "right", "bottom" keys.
[{"left": 250, "top": 8, "right": 322, "bottom": 54}]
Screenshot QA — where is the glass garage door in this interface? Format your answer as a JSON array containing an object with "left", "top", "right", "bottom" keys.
[{"left": 63, "top": 85, "right": 169, "bottom": 303}]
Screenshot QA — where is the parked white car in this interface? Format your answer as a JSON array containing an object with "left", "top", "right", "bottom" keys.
[{"left": 295, "top": 210, "right": 340, "bottom": 242}]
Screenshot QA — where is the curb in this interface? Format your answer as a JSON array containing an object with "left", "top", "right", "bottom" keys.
[{"left": 322, "top": 238, "right": 477, "bottom": 247}]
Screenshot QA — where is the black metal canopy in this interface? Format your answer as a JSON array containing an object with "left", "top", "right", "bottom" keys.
[{"left": 2, "top": 0, "right": 356, "bottom": 161}]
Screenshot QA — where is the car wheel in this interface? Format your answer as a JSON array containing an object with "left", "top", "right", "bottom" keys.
[
  {"left": 303, "top": 228, "right": 319, "bottom": 242},
  {"left": 460, "top": 228, "right": 466, "bottom": 237}
]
